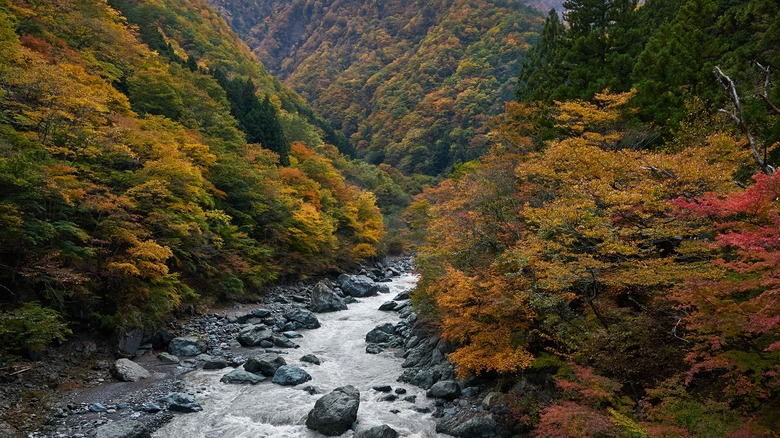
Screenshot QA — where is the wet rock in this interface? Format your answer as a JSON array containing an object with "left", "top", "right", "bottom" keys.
[
  {"left": 141, "top": 403, "right": 161, "bottom": 413},
  {"left": 379, "top": 394, "right": 398, "bottom": 402},
  {"left": 157, "top": 352, "right": 179, "bottom": 364},
  {"left": 377, "top": 284, "right": 391, "bottom": 294},
  {"left": 168, "top": 337, "right": 206, "bottom": 357},
  {"left": 87, "top": 419, "right": 150, "bottom": 438},
  {"left": 372, "top": 385, "right": 392, "bottom": 392},
  {"left": 309, "top": 280, "right": 348, "bottom": 313},
  {"left": 305, "top": 385, "right": 360, "bottom": 436},
  {"left": 282, "top": 331, "right": 302, "bottom": 338},
  {"left": 403, "top": 395, "right": 417, "bottom": 403},
  {"left": 300, "top": 354, "right": 321, "bottom": 365},
  {"left": 378, "top": 301, "right": 397, "bottom": 311},
  {"left": 220, "top": 369, "right": 265, "bottom": 384},
  {"left": 366, "top": 323, "right": 396, "bottom": 344},
  {"left": 202, "top": 357, "right": 229, "bottom": 370},
  {"left": 159, "top": 392, "right": 201, "bottom": 412},
  {"left": 394, "top": 387, "right": 407, "bottom": 394},
  {"left": 355, "top": 424, "right": 398, "bottom": 438},
  {"left": 235, "top": 309, "right": 271, "bottom": 324},
  {"left": 393, "top": 291, "right": 410, "bottom": 301},
  {"left": 436, "top": 414, "right": 506, "bottom": 438},
  {"left": 272, "top": 365, "right": 312, "bottom": 386},
  {"left": 244, "top": 353, "right": 286, "bottom": 376},
  {"left": 340, "top": 275, "right": 379, "bottom": 297},
  {"left": 111, "top": 358, "right": 150, "bottom": 382},
  {"left": 236, "top": 325, "right": 274, "bottom": 347},
  {"left": 273, "top": 336, "right": 299, "bottom": 349},
  {"left": 365, "top": 344, "right": 383, "bottom": 354},
  {"left": 427, "top": 380, "right": 461, "bottom": 400},
  {"left": 284, "top": 309, "right": 321, "bottom": 329}
]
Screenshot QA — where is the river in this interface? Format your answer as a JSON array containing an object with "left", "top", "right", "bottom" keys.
[{"left": 154, "top": 273, "right": 451, "bottom": 437}]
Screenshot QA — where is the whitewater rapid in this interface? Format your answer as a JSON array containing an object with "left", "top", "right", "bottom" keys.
[{"left": 154, "top": 274, "right": 451, "bottom": 437}]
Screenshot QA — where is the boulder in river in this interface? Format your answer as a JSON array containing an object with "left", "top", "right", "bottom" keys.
[
  {"left": 340, "top": 275, "right": 379, "bottom": 297},
  {"left": 236, "top": 325, "right": 274, "bottom": 347},
  {"left": 87, "top": 419, "right": 150, "bottom": 438},
  {"left": 300, "top": 354, "right": 321, "bottom": 365},
  {"left": 355, "top": 424, "right": 398, "bottom": 438},
  {"left": 220, "top": 369, "right": 265, "bottom": 385},
  {"left": 272, "top": 365, "right": 312, "bottom": 386},
  {"left": 111, "top": 358, "right": 150, "bottom": 382},
  {"left": 378, "top": 301, "right": 397, "bottom": 311},
  {"left": 366, "top": 323, "right": 397, "bottom": 344},
  {"left": 284, "top": 308, "right": 321, "bottom": 329},
  {"left": 159, "top": 392, "right": 201, "bottom": 412},
  {"left": 168, "top": 337, "right": 206, "bottom": 357},
  {"left": 244, "top": 353, "right": 286, "bottom": 376},
  {"left": 305, "top": 385, "right": 360, "bottom": 436},
  {"left": 273, "top": 336, "right": 299, "bottom": 348},
  {"left": 427, "top": 380, "right": 461, "bottom": 400},
  {"left": 309, "top": 280, "right": 348, "bottom": 313},
  {"left": 202, "top": 357, "right": 229, "bottom": 370},
  {"left": 157, "top": 352, "right": 179, "bottom": 364}
]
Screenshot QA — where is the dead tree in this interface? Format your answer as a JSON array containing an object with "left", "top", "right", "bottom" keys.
[{"left": 713, "top": 66, "right": 775, "bottom": 174}]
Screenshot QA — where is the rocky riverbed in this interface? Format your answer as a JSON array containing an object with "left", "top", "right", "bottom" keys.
[{"left": 2, "top": 257, "right": 525, "bottom": 438}]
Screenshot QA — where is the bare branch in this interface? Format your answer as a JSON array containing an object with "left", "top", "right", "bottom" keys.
[
  {"left": 713, "top": 66, "right": 774, "bottom": 174},
  {"left": 757, "top": 62, "right": 780, "bottom": 116}
]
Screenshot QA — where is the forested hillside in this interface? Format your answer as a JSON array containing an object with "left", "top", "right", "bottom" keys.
[
  {"left": 411, "top": 0, "right": 780, "bottom": 435},
  {"left": 0, "top": 0, "right": 403, "bottom": 354},
  {"left": 208, "top": 0, "right": 546, "bottom": 175}
]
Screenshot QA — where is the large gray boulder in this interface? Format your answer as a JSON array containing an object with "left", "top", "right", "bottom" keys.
[
  {"left": 88, "top": 420, "right": 150, "bottom": 438},
  {"left": 366, "top": 323, "right": 396, "bottom": 344},
  {"left": 427, "top": 380, "right": 461, "bottom": 400},
  {"left": 244, "top": 353, "right": 286, "bottom": 376},
  {"left": 111, "top": 358, "right": 150, "bottom": 382},
  {"left": 168, "top": 337, "right": 206, "bottom": 357},
  {"left": 284, "top": 309, "right": 321, "bottom": 329},
  {"left": 355, "top": 425, "right": 399, "bottom": 438},
  {"left": 272, "top": 365, "right": 312, "bottom": 386},
  {"left": 159, "top": 392, "right": 201, "bottom": 412},
  {"left": 309, "top": 281, "right": 347, "bottom": 313},
  {"left": 340, "top": 275, "right": 379, "bottom": 297},
  {"left": 306, "top": 385, "right": 360, "bottom": 436},
  {"left": 237, "top": 325, "right": 274, "bottom": 347},
  {"left": 220, "top": 369, "right": 265, "bottom": 384}
]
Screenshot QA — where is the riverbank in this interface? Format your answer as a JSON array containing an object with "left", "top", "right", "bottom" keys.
[{"left": 1, "top": 257, "right": 414, "bottom": 438}]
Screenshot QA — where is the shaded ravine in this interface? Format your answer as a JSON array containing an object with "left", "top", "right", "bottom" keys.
[{"left": 154, "top": 274, "right": 451, "bottom": 437}]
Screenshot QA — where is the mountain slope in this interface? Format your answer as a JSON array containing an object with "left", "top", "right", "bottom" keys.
[
  {"left": 209, "top": 0, "right": 545, "bottom": 175},
  {"left": 0, "top": 0, "right": 389, "bottom": 340}
]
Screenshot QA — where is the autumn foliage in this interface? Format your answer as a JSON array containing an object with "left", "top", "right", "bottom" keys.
[
  {"left": 411, "top": 90, "right": 779, "bottom": 435},
  {"left": 0, "top": 0, "right": 386, "bottom": 341}
]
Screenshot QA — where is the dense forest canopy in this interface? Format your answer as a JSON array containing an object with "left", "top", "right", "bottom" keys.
[
  {"left": 0, "top": 0, "right": 407, "bottom": 352},
  {"left": 410, "top": 0, "right": 780, "bottom": 435},
  {"left": 208, "top": 0, "right": 549, "bottom": 176}
]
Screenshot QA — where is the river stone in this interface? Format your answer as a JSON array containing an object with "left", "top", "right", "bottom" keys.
[
  {"left": 272, "top": 365, "right": 312, "bottom": 386},
  {"left": 300, "top": 354, "right": 321, "bottom": 365},
  {"left": 202, "top": 357, "right": 229, "bottom": 370},
  {"left": 305, "top": 385, "right": 360, "bottom": 436},
  {"left": 372, "top": 385, "right": 392, "bottom": 392},
  {"left": 366, "top": 344, "right": 383, "bottom": 354},
  {"left": 235, "top": 308, "right": 272, "bottom": 324},
  {"left": 157, "top": 352, "right": 179, "bottom": 364},
  {"left": 244, "top": 353, "right": 286, "bottom": 376},
  {"left": 159, "top": 392, "right": 201, "bottom": 412},
  {"left": 273, "top": 336, "right": 299, "bottom": 348},
  {"left": 378, "top": 301, "right": 397, "bottom": 311},
  {"left": 427, "top": 380, "right": 461, "bottom": 400},
  {"left": 220, "top": 369, "right": 265, "bottom": 384},
  {"left": 393, "top": 291, "right": 410, "bottom": 301},
  {"left": 377, "top": 284, "right": 391, "bottom": 294},
  {"left": 168, "top": 337, "right": 206, "bottom": 357},
  {"left": 309, "top": 280, "right": 348, "bottom": 313},
  {"left": 284, "top": 309, "right": 321, "bottom": 329},
  {"left": 366, "top": 323, "right": 396, "bottom": 344},
  {"left": 111, "top": 358, "right": 150, "bottom": 382},
  {"left": 355, "top": 425, "right": 398, "bottom": 438},
  {"left": 340, "top": 275, "right": 379, "bottom": 297},
  {"left": 237, "top": 325, "right": 274, "bottom": 347},
  {"left": 87, "top": 419, "right": 150, "bottom": 438}
]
